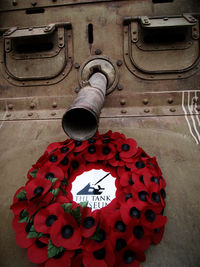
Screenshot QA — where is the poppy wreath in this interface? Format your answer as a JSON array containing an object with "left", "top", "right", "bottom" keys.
[{"left": 11, "top": 131, "right": 167, "bottom": 267}]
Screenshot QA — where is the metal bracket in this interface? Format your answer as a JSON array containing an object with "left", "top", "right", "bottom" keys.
[
  {"left": 57, "top": 27, "right": 65, "bottom": 48},
  {"left": 131, "top": 22, "right": 138, "bottom": 43},
  {"left": 3, "top": 27, "right": 17, "bottom": 37},
  {"left": 4, "top": 38, "right": 11, "bottom": 53},
  {"left": 140, "top": 16, "right": 151, "bottom": 26},
  {"left": 139, "top": 14, "right": 197, "bottom": 28}
]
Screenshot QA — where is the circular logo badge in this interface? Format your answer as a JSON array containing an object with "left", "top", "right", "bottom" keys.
[{"left": 71, "top": 169, "right": 116, "bottom": 211}]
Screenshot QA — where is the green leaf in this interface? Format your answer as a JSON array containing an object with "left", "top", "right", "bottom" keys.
[
  {"left": 48, "top": 239, "right": 64, "bottom": 259},
  {"left": 30, "top": 169, "right": 38, "bottom": 178},
  {"left": 79, "top": 202, "right": 88, "bottom": 208},
  {"left": 16, "top": 189, "right": 26, "bottom": 200},
  {"left": 27, "top": 225, "right": 43, "bottom": 239},
  {"left": 52, "top": 188, "right": 59, "bottom": 196},
  {"left": 60, "top": 187, "right": 67, "bottom": 196},
  {"left": 51, "top": 178, "right": 58, "bottom": 185},
  {"left": 19, "top": 209, "right": 30, "bottom": 223},
  {"left": 89, "top": 224, "right": 100, "bottom": 241},
  {"left": 61, "top": 178, "right": 68, "bottom": 186},
  {"left": 71, "top": 206, "right": 81, "bottom": 225},
  {"left": 62, "top": 203, "right": 72, "bottom": 213}
]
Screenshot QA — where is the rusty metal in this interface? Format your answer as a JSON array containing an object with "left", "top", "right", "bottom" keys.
[{"left": 62, "top": 72, "right": 107, "bottom": 140}]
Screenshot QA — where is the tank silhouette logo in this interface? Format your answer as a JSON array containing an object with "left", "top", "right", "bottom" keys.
[{"left": 71, "top": 170, "right": 116, "bottom": 210}]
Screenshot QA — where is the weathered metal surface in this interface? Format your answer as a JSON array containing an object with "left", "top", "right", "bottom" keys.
[{"left": 0, "top": 0, "right": 200, "bottom": 266}]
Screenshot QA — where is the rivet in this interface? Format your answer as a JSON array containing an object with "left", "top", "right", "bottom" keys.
[
  {"left": 143, "top": 98, "right": 148, "bottom": 105},
  {"left": 117, "top": 84, "right": 123, "bottom": 91},
  {"left": 193, "top": 33, "right": 198, "bottom": 38},
  {"left": 51, "top": 112, "right": 56, "bottom": 116},
  {"left": 95, "top": 49, "right": 102, "bottom": 55},
  {"left": 52, "top": 102, "right": 57, "bottom": 108},
  {"left": 121, "top": 109, "right": 127, "bottom": 114},
  {"left": 178, "top": 74, "right": 182, "bottom": 78},
  {"left": 196, "top": 106, "right": 200, "bottom": 112},
  {"left": 168, "top": 98, "right": 173, "bottom": 104},
  {"left": 75, "top": 87, "right": 80, "bottom": 93},
  {"left": 120, "top": 99, "right": 126, "bottom": 105},
  {"left": 31, "top": 0, "right": 37, "bottom": 6},
  {"left": 6, "top": 113, "right": 11, "bottom": 117},
  {"left": 163, "top": 17, "right": 168, "bottom": 21},
  {"left": 8, "top": 104, "right": 13, "bottom": 110},
  {"left": 170, "top": 108, "right": 176, "bottom": 112},
  {"left": 117, "top": 60, "right": 123, "bottom": 67},
  {"left": 62, "top": 73, "right": 65, "bottom": 76},
  {"left": 144, "top": 108, "right": 150, "bottom": 113},
  {"left": 30, "top": 102, "right": 36, "bottom": 109},
  {"left": 74, "top": 63, "right": 80, "bottom": 69},
  {"left": 12, "top": 0, "right": 17, "bottom": 6},
  {"left": 133, "top": 31, "right": 137, "bottom": 34},
  {"left": 59, "top": 36, "right": 63, "bottom": 40},
  {"left": 125, "top": 52, "right": 128, "bottom": 55},
  {"left": 28, "top": 27, "right": 33, "bottom": 31},
  {"left": 28, "top": 112, "right": 33, "bottom": 116},
  {"left": 133, "top": 37, "right": 137, "bottom": 41}
]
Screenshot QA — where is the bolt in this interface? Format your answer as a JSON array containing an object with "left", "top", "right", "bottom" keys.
[
  {"left": 12, "top": 0, "right": 17, "bottom": 6},
  {"left": 121, "top": 109, "right": 127, "bottom": 114},
  {"left": 51, "top": 112, "right": 56, "bottom": 116},
  {"left": 44, "top": 26, "right": 50, "bottom": 32},
  {"left": 52, "top": 102, "right": 57, "bottom": 108},
  {"left": 117, "top": 60, "right": 123, "bottom": 67},
  {"left": 196, "top": 106, "right": 200, "bottom": 112},
  {"left": 117, "top": 84, "right": 123, "bottom": 91},
  {"left": 30, "top": 102, "right": 36, "bottom": 109},
  {"left": 133, "top": 31, "right": 137, "bottom": 34},
  {"left": 59, "top": 36, "right": 63, "bottom": 40},
  {"left": 193, "top": 33, "right": 198, "bottom": 38},
  {"left": 95, "top": 49, "right": 102, "bottom": 55},
  {"left": 133, "top": 37, "right": 137, "bottom": 41},
  {"left": 28, "top": 112, "right": 33, "bottom": 117},
  {"left": 163, "top": 17, "right": 168, "bottom": 21},
  {"left": 74, "top": 63, "right": 80, "bottom": 69},
  {"left": 168, "top": 98, "right": 173, "bottom": 104},
  {"left": 144, "top": 108, "right": 150, "bottom": 113},
  {"left": 62, "top": 72, "right": 65, "bottom": 76},
  {"left": 143, "top": 98, "right": 148, "bottom": 105},
  {"left": 6, "top": 113, "right": 11, "bottom": 117},
  {"left": 120, "top": 99, "right": 126, "bottom": 105},
  {"left": 31, "top": 0, "right": 37, "bottom": 6},
  {"left": 170, "top": 108, "right": 176, "bottom": 112},
  {"left": 75, "top": 87, "right": 80, "bottom": 93},
  {"left": 28, "top": 27, "right": 33, "bottom": 31},
  {"left": 8, "top": 104, "right": 13, "bottom": 110}
]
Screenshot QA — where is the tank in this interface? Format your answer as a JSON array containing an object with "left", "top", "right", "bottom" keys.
[{"left": 0, "top": 0, "right": 200, "bottom": 266}]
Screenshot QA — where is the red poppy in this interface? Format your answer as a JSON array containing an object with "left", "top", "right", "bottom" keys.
[
  {"left": 127, "top": 220, "right": 151, "bottom": 251},
  {"left": 117, "top": 166, "right": 133, "bottom": 187},
  {"left": 80, "top": 207, "right": 100, "bottom": 238},
  {"left": 117, "top": 138, "right": 138, "bottom": 159},
  {"left": 73, "top": 140, "right": 89, "bottom": 152},
  {"left": 50, "top": 213, "right": 81, "bottom": 250},
  {"left": 116, "top": 244, "right": 145, "bottom": 267},
  {"left": 36, "top": 165, "right": 65, "bottom": 181},
  {"left": 45, "top": 250, "right": 74, "bottom": 267},
  {"left": 11, "top": 187, "right": 28, "bottom": 216},
  {"left": 120, "top": 198, "right": 146, "bottom": 224},
  {"left": 82, "top": 240, "right": 115, "bottom": 267},
  {"left": 109, "top": 151, "right": 125, "bottom": 167},
  {"left": 27, "top": 238, "right": 48, "bottom": 264},
  {"left": 84, "top": 145, "right": 101, "bottom": 162},
  {"left": 34, "top": 203, "right": 65, "bottom": 234},
  {"left": 12, "top": 217, "right": 35, "bottom": 248},
  {"left": 151, "top": 226, "right": 165, "bottom": 244},
  {"left": 27, "top": 192, "right": 54, "bottom": 217},
  {"left": 97, "top": 143, "right": 116, "bottom": 161},
  {"left": 140, "top": 205, "right": 167, "bottom": 230},
  {"left": 25, "top": 178, "right": 52, "bottom": 201}
]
